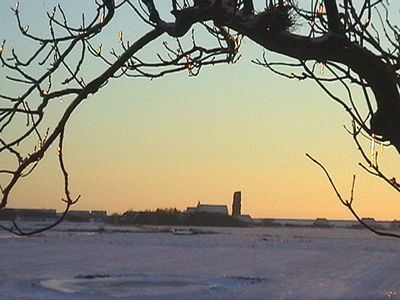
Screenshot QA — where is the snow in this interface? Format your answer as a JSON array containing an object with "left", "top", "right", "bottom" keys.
[{"left": 1, "top": 223, "right": 400, "bottom": 299}]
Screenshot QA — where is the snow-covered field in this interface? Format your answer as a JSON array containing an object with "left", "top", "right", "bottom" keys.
[{"left": 1, "top": 223, "right": 400, "bottom": 300}]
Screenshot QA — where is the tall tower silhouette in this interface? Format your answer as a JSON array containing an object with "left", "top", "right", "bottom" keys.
[{"left": 232, "top": 191, "right": 241, "bottom": 216}]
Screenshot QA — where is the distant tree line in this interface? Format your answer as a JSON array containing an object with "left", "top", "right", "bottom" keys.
[{"left": 115, "top": 208, "right": 247, "bottom": 227}]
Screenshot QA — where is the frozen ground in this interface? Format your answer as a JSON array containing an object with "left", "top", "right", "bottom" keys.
[{"left": 1, "top": 223, "right": 400, "bottom": 300}]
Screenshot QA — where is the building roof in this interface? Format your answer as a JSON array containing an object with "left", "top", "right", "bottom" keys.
[{"left": 187, "top": 203, "right": 228, "bottom": 215}]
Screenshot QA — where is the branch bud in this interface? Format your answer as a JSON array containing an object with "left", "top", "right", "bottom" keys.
[
  {"left": 13, "top": 2, "right": 20, "bottom": 13},
  {"left": 96, "top": 44, "right": 102, "bottom": 55}
]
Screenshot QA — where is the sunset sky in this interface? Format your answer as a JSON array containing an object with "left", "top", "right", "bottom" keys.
[{"left": 1, "top": 1, "right": 400, "bottom": 220}]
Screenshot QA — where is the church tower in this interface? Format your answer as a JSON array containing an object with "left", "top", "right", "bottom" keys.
[{"left": 232, "top": 191, "right": 241, "bottom": 216}]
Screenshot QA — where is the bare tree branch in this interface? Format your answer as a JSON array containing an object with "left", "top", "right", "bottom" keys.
[{"left": 306, "top": 153, "right": 400, "bottom": 239}]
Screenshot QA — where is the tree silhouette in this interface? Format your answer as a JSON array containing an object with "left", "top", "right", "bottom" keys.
[{"left": 0, "top": 0, "right": 399, "bottom": 235}]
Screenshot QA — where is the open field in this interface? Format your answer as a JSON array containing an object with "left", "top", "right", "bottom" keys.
[{"left": 1, "top": 223, "right": 400, "bottom": 299}]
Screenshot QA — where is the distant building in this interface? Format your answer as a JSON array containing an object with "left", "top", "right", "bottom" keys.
[
  {"left": 313, "top": 218, "right": 332, "bottom": 228},
  {"left": 0, "top": 208, "right": 56, "bottom": 221},
  {"left": 186, "top": 192, "right": 252, "bottom": 225},
  {"left": 234, "top": 215, "right": 253, "bottom": 224},
  {"left": 187, "top": 202, "right": 228, "bottom": 215},
  {"left": 90, "top": 210, "right": 107, "bottom": 221},
  {"left": 197, "top": 204, "right": 228, "bottom": 215},
  {"left": 232, "top": 191, "right": 241, "bottom": 216},
  {"left": 65, "top": 210, "right": 91, "bottom": 222},
  {"left": 231, "top": 191, "right": 253, "bottom": 225}
]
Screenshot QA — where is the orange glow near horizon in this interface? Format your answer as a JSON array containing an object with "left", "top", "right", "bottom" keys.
[{"left": 7, "top": 72, "right": 400, "bottom": 221}]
